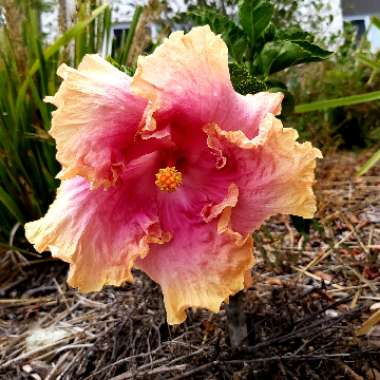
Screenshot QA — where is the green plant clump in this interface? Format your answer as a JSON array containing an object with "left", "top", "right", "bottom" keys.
[{"left": 176, "top": 0, "right": 332, "bottom": 116}]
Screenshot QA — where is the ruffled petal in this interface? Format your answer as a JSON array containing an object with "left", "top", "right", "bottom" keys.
[
  {"left": 25, "top": 157, "right": 170, "bottom": 292},
  {"left": 205, "top": 114, "right": 322, "bottom": 234},
  {"left": 47, "top": 54, "right": 150, "bottom": 188},
  {"left": 137, "top": 184, "right": 254, "bottom": 325},
  {"left": 131, "top": 26, "right": 283, "bottom": 139}
]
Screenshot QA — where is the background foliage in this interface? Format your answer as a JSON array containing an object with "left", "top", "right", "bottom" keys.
[
  {"left": 0, "top": 1, "right": 111, "bottom": 244},
  {"left": 286, "top": 21, "right": 380, "bottom": 151},
  {"left": 175, "top": 0, "right": 332, "bottom": 115}
]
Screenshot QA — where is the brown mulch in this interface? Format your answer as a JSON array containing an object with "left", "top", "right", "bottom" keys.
[{"left": 0, "top": 151, "right": 379, "bottom": 380}]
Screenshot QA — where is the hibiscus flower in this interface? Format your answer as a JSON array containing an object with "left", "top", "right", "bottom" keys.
[{"left": 25, "top": 26, "right": 322, "bottom": 324}]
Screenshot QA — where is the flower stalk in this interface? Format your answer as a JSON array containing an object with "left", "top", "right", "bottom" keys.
[{"left": 226, "top": 291, "right": 248, "bottom": 349}]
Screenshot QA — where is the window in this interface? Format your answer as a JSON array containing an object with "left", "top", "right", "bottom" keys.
[
  {"left": 351, "top": 18, "right": 366, "bottom": 41},
  {"left": 344, "top": 15, "right": 380, "bottom": 52}
]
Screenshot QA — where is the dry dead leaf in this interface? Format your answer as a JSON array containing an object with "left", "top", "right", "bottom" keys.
[
  {"left": 265, "top": 277, "right": 283, "bottom": 286},
  {"left": 315, "top": 271, "right": 333, "bottom": 283},
  {"left": 370, "top": 302, "right": 380, "bottom": 311},
  {"left": 356, "top": 309, "right": 380, "bottom": 336}
]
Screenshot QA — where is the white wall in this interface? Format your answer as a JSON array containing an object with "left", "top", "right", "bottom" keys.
[
  {"left": 109, "top": 0, "right": 146, "bottom": 22},
  {"left": 368, "top": 21, "right": 380, "bottom": 52},
  {"left": 295, "top": 0, "right": 343, "bottom": 48},
  {"left": 41, "top": 0, "right": 75, "bottom": 44},
  {"left": 344, "top": 14, "right": 380, "bottom": 53},
  {"left": 40, "top": 3, "right": 58, "bottom": 43}
]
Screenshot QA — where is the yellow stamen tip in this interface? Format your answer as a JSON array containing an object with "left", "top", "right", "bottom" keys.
[{"left": 155, "top": 166, "right": 182, "bottom": 192}]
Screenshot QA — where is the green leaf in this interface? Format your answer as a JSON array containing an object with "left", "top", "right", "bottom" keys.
[
  {"left": 119, "top": 5, "right": 143, "bottom": 65},
  {"left": 295, "top": 91, "right": 380, "bottom": 113},
  {"left": 239, "top": 0, "right": 273, "bottom": 44},
  {"left": 182, "top": 7, "right": 247, "bottom": 62},
  {"left": 106, "top": 56, "right": 135, "bottom": 75},
  {"left": 230, "top": 37, "right": 249, "bottom": 62},
  {"left": 256, "top": 40, "right": 332, "bottom": 75},
  {"left": 357, "top": 149, "right": 380, "bottom": 176},
  {"left": 275, "top": 27, "right": 314, "bottom": 42},
  {"left": 0, "top": 186, "right": 24, "bottom": 222},
  {"left": 371, "top": 16, "right": 380, "bottom": 30},
  {"left": 357, "top": 53, "right": 380, "bottom": 72}
]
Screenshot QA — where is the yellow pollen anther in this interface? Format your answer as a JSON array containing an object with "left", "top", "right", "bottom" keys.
[{"left": 155, "top": 166, "right": 183, "bottom": 192}]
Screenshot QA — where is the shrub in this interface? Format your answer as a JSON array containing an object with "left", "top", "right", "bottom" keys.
[{"left": 287, "top": 22, "right": 380, "bottom": 150}]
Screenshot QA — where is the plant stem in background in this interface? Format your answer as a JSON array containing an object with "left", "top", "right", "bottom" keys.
[
  {"left": 0, "top": 0, "right": 27, "bottom": 73},
  {"left": 58, "top": 0, "right": 74, "bottom": 61},
  {"left": 226, "top": 291, "right": 248, "bottom": 349},
  {"left": 58, "top": 0, "right": 68, "bottom": 34},
  {"left": 125, "top": 0, "right": 163, "bottom": 67}
]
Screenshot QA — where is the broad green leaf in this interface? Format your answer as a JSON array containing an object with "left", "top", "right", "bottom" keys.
[
  {"left": 230, "top": 37, "right": 249, "bottom": 62},
  {"left": 256, "top": 40, "right": 331, "bottom": 75},
  {"left": 239, "top": 0, "right": 273, "bottom": 42},
  {"left": 357, "top": 149, "right": 380, "bottom": 176},
  {"left": 275, "top": 27, "right": 314, "bottom": 42},
  {"left": 293, "top": 40, "right": 332, "bottom": 58},
  {"left": 239, "top": 0, "right": 273, "bottom": 44},
  {"left": 263, "top": 22, "right": 276, "bottom": 42},
  {"left": 295, "top": 91, "right": 380, "bottom": 113}
]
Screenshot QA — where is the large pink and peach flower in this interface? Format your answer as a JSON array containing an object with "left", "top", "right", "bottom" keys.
[{"left": 25, "top": 26, "right": 322, "bottom": 325}]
